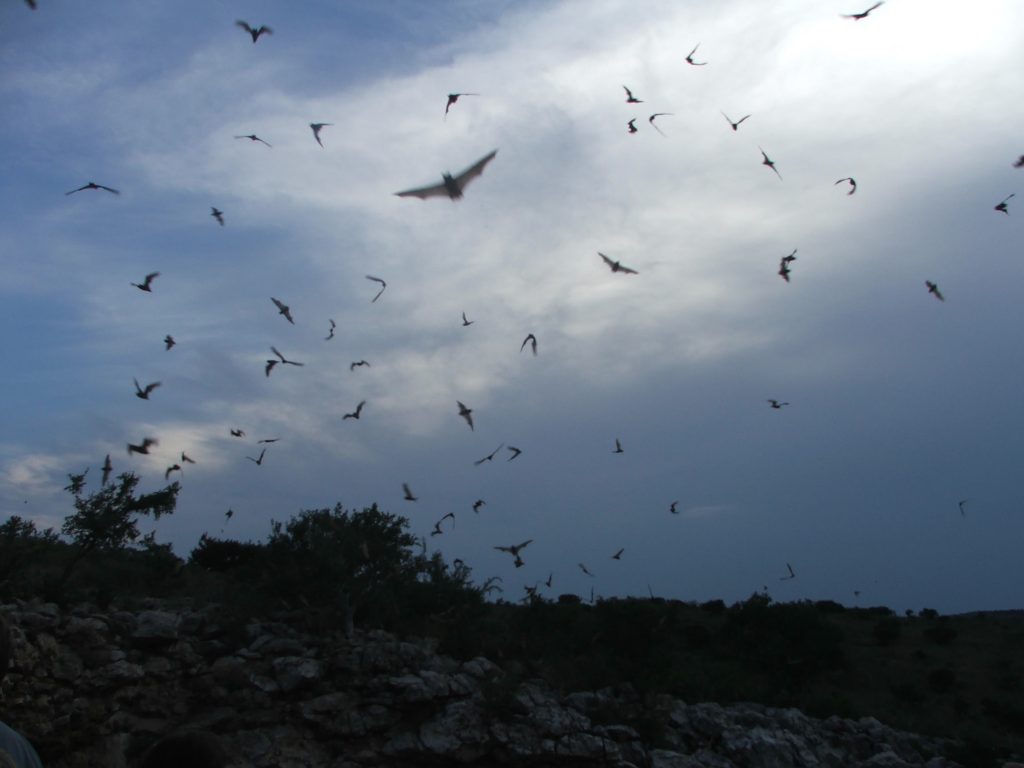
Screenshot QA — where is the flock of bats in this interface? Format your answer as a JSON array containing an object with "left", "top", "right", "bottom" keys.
[{"left": 37, "top": 1, "right": 1022, "bottom": 599}]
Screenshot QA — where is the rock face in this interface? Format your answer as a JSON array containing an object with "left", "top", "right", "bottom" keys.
[{"left": 0, "top": 599, "right": 970, "bottom": 768}]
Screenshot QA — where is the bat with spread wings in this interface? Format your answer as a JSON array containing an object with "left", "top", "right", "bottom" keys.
[{"left": 395, "top": 149, "right": 498, "bottom": 200}]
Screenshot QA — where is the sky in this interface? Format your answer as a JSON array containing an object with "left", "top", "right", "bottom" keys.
[{"left": 2, "top": 0, "right": 1022, "bottom": 615}]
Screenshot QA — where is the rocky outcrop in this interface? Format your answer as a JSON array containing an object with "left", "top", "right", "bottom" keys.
[{"left": 0, "top": 599, "right": 974, "bottom": 767}]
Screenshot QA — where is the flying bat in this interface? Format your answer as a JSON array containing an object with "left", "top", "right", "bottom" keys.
[
  {"left": 257, "top": 438, "right": 279, "bottom": 444},
  {"left": 230, "top": 428, "right": 245, "bottom": 438},
  {"left": 180, "top": 451, "right": 196, "bottom": 464},
  {"left": 685, "top": 44, "right": 707, "bottom": 66},
  {"left": 131, "top": 272, "right": 160, "bottom": 292},
  {"left": 101, "top": 454, "right": 113, "bottom": 486},
  {"left": 521, "top": 334, "right": 537, "bottom": 356},
  {"left": 444, "top": 92, "right": 478, "bottom": 118},
  {"left": 598, "top": 252, "right": 638, "bottom": 274},
  {"left": 395, "top": 149, "right": 498, "bottom": 200},
  {"left": 402, "top": 483, "right": 418, "bottom": 501},
  {"left": 472, "top": 499, "right": 486, "bottom": 513},
  {"left": 343, "top": 400, "right": 366, "bottom": 420},
  {"left": 759, "top": 147, "right": 782, "bottom": 179},
  {"left": 722, "top": 112, "right": 751, "bottom": 131},
  {"left": 835, "top": 177, "right": 857, "bottom": 195},
  {"left": 271, "top": 297, "right": 294, "bottom": 324},
  {"left": 925, "top": 280, "right": 945, "bottom": 301},
  {"left": 578, "top": 562, "right": 594, "bottom": 577},
  {"left": 648, "top": 113, "right": 673, "bottom": 136},
  {"left": 133, "top": 378, "right": 161, "bottom": 400},
  {"left": 958, "top": 499, "right": 968, "bottom": 517},
  {"left": 627, "top": 118, "right": 638, "bottom": 134},
  {"left": 1014, "top": 156, "right": 1024, "bottom": 168},
  {"left": 457, "top": 401, "right": 474, "bottom": 431},
  {"left": 495, "top": 539, "right": 532, "bottom": 567},
  {"left": 246, "top": 449, "right": 266, "bottom": 466},
  {"left": 841, "top": 2, "right": 883, "bottom": 20},
  {"left": 211, "top": 207, "right": 224, "bottom": 225},
  {"left": 780, "top": 562, "right": 796, "bottom": 580},
  {"left": 66, "top": 181, "right": 119, "bottom": 196},
  {"left": 164, "top": 464, "right": 182, "bottom": 481},
  {"left": 474, "top": 443, "right": 504, "bottom": 465},
  {"left": 236, "top": 20, "right": 272, "bottom": 42},
  {"left": 164, "top": 335, "right": 176, "bottom": 350},
  {"left": 310, "top": 123, "right": 332, "bottom": 147},
  {"left": 461, "top": 312, "right": 474, "bottom": 327},
  {"left": 995, "top": 193, "right": 1015, "bottom": 214},
  {"left": 613, "top": 438, "right": 624, "bottom": 454},
  {"left": 623, "top": 85, "right": 643, "bottom": 103},
  {"left": 235, "top": 134, "right": 272, "bottom": 147},
  {"left": 365, "top": 275, "right": 387, "bottom": 302},
  {"left": 670, "top": 501, "right": 679, "bottom": 514},
  {"left": 767, "top": 399, "right": 790, "bottom": 409},
  {"left": 325, "top": 319, "right": 336, "bottom": 340},
  {"left": 127, "top": 437, "right": 158, "bottom": 456},
  {"left": 350, "top": 360, "right": 370, "bottom": 371},
  {"left": 612, "top": 548, "right": 624, "bottom": 560}
]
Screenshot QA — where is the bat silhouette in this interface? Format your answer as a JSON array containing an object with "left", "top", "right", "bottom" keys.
[
  {"left": 234, "top": 134, "right": 271, "bottom": 147},
  {"left": 325, "top": 319, "right": 336, "bottom": 340},
  {"left": 236, "top": 20, "right": 272, "bottom": 42},
  {"left": 66, "top": 181, "right": 119, "bottom": 196},
  {"left": 164, "top": 335, "right": 176, "bottom": 350},
  {"left": 841, "top": 2, "right": 883, "bottom": 20},
  {"left": 926, "top": 280, "right": 944, "bottom": 301},
  {"left": 462, "top": 312, "right": 474, "bottom": 326},
  {"left": 230, "top": 428, "right": 245, "bottom": 438},
  {"left": 995, "top": 193, "right": 1015, "bottom": 214},
  {"left": 474, "top": 443, "right": 504, "bottom": 465},
  {"left": 495, "top": 539, "right": 532, "bottom": 568},
  {"left": 599, "top": 252, "right": 638, "bottom": 274},
  {"left": 521, "top": 334, "right": 537, "bottom": 356},
  {"left": 444, "top": 92, "right": 478, "bottom": 118},
  {"left": 472, "top": 499, "right": 486, "bottom": 513},
  {"left": 507, "top": 445, "right": 522, "bottom": 461},
  {"left": 722, "top": 112, "right": 751, "bottom": 131},
  {"left": 457, "top": 401, "right": 474, "bottom": 431},
  {"left": 310, "top": 123, "right": 332, "bottom": 147},
  {"left": 648, "top": 113, "right": 673, "bottom": 136},
  {"left": 133, "top": 378, "right": 161, "bottom": 400},
  {"left": 767, "top": 399, "right": 790, "bottom": 409},
  {"left": 131, "top": 272, "right": 160, "bottom": 292},
  {"left": 402, "top": 483, "right": 418, "bottom": 501},
  {"left": 627, "top": 118, "right": 638, "bottom": 134},
  {"left": 343, "top": 400, "right": 366, "bottom": 420},
  {"left": 780, "top": 562, "right": 796, "bottom": 580},
  {"left": 835, "top": 177, "right": 857, "bottom": 195},
  {"left": 685, "top": 44, "right": 707, "bottom": 65},
  {"left": 612, "top": 548, "right": 624, "bottom": 560},
  {"left": 365, "top": 275, "right": 387, "bottom": 302},
  {"left": 246, "top": 448, "right": 266, "bottom": 466},
  {"left": 623, "top": 86, "right": 643, "bottom": 103},
  {"left": 164, "top": 464, "right": 181, "bottom": 480},
  {"left": 101, "top": 454, "right": 113, "bottom": 486},
  {"left": 350, "top": 360, "right": 370, "bottom": 371},
  {"left": 395, "top": 149, "right": 498, "bottom": 200},
  {"left": 271, "top": 297, "right": 294, "bottom": 324},
  {"left": 670, "top": 501, "right": 679, "bottom": 514},
  {"left": 778, "top": 249, "right": 797, "bottom": 283},
  {"left": 614, "top": 438, "right": 624, "bottom": 453},
  {"left": 180, "top": 451, "right": 196, "bottom": 464},
  {"left": 1014, "top": 156, "right": 1024, "bottom": 168},
  {"left": 127, "top": 437, "right": 158, "bottom": 456},
  {"left": 211, "top": 207, "right": 224, "bottom": 225},
  {"left": 265, "top": 346, "right": 304, "bottom": 376},
  {"left": 579, "top": 562, "right": 594, "bottom": 576},
  {"left": 257, "top": 438, "right": 279, "bottom": 444},
  {"left": 759, "top": 147, "right": 782, "bottom": 179}
]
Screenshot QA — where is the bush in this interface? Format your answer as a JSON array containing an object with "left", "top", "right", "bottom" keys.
[{"left": 873, "top": 616, "right": 902, "bottom": 646}]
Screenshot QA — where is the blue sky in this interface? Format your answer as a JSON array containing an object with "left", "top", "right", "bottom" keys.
[{"left": 2, "top": 0, "right": 1022, "bottom": 614}]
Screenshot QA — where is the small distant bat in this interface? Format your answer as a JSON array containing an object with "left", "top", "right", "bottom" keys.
[
  {"left": 598, "top": 252, "right": 638, "bottom": 274},
  {"left": 268, "top": 345, "right": 304, "bottom": 373},
  {"left": 310, "top": 123, "right": 332, "bottom": 147},
  {"left": 958, "top": 499, "right": 968, "bottom": 517},
  {"left": 835, "top": 177, "right": 857, "bottom": 195},
  {"left": 271, "top": 297, "right": 294, "bottom": 324},
  {"left": 627, "top": 118, "right": 638, "bottom": 134},
  {"left": 457, "top": 401, "right": 474, "bottom": 431},
  {"left": 133, "top": 378, "right": 161, "bottom": 400},
  {"left": 164, "top": 464, "right": 182, "bottom": 481},
  {"left": 648, "top": 113, "right": 673, "bottom": 136},
  {"left": 685, "top": 44, "right": 707, "bottom": 66},
  {"left": 759, "top": 147, "right": 782, "bottom": 179},
  {"left": 350, "top": 360, "right": 370, "bottom": 371},
  {"left": 131, "top": 272, "right": 160, "bottom": 292},
  {"left": 256, "top": 438, "right": 279, "bottom": 444},
  {"left": 236, "top": 20, "right": 272, "bottom": 42},
  {"left": 246, "top": 448, "right": 266, "bottom": 466},
  {"left": 670, "top": 501, "right": 679, "bottom": 514},
  {"left": 462, "top": 312, "right": 474, "bottom": 326},
  {"left": 472, "top": 499, "right": 486, "bottom": 513},
  {"left": 101, "top": 454, "right": 113, "bottom": 485},
  {"left": 180, "top": 451, "right": 196, "bottom": 463},
  {"left": 578, "top": 562, "right": 594, "bottom": 576},
  {"left": 780, "top": 562, "right": 796, "bottom": 580},
  {"left": 211, "top": 207, "right": 224, "bottom": 225},
  {"left": 623, "top": 86, "right": 643, "bottom": 103},
  {"left": 474, "top": 443, "right": 504, "bottom": 465},
  {"left": 343, "top": 400, "right": 366, "bottom": 420},
  {"left": 395, "top": 149, "right": 498, "bottom": 200},
  {"left": 325, "top": 319, "right": 336, "bottom": 340},
  {"left": 612, "top": 548, "right": 624, "bottom": 560},
  {"left": 767, "top": 399, "right": 789, "bottom": 409},
  {"left": 164, "top": 335, "right": 176, "bottom": 350},
  {"left": 995, "top": 193, "right": 1015, "bottom": 214},
  {"left": 507, "top": 446, "right": 522, "bottom": 461},
  {"left": 722, "top": 112, "right": 751, "bottom": 131},
  {"left": 613, "top": 438, "right": 624, "bottom": 453},
  {"left": 444, "top": 92, "right": 478, "bottom": 118},
  {"left": 365, "top": 275, "right": 387, "bottom": 302},
  {"left": 230, "top": 429, "right": 245, "bottom": 438},
  {"left": 925, "top": 280, "right": 945, "bottom": 301},
  {"left": 234, "top": 134, "right": 272, "bottom": 147},
  {"left": 225, "top": 509, "right": 234, "bottom": 522},
  {"left": 521, "top": 334, "right": 537, "bottom": 356},
  {"left": 1014, "top": 156, "right": 1024, "bottom": 169},
  {"left": 127, "top": 437, "right": 158, "bottom": 456},
  {"left": 66, "top": 181, "right": 119, "bottom": 196},
  {"left": 841, "top": 2, "right": 883, "bottom": 20},
  {"left": 402, "top": 483, "right": 418, "bottom": 501}
]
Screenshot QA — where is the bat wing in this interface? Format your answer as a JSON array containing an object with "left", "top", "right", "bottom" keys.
[
  {"left": 394, "top": 181, "right": 450, "bottom": 199},
  {"left": 452, "top": 149, "right": 498, "bottom": 189}
]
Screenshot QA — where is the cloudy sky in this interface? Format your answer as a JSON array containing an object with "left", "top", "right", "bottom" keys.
[{"left": 2, "top": 0, "right": 1022, "bottom": 614}]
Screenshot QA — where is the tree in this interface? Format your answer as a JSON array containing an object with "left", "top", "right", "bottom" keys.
[
  {"left": 59, "top": 470, "right": 180, "bottom": 587},
  {"left": 0, "top": 515, "right": 60, "bottom": 596}
]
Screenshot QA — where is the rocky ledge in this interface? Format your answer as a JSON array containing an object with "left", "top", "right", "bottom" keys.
[{"left": 0, "top": 599, "right": 993, "bottom": 767}]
